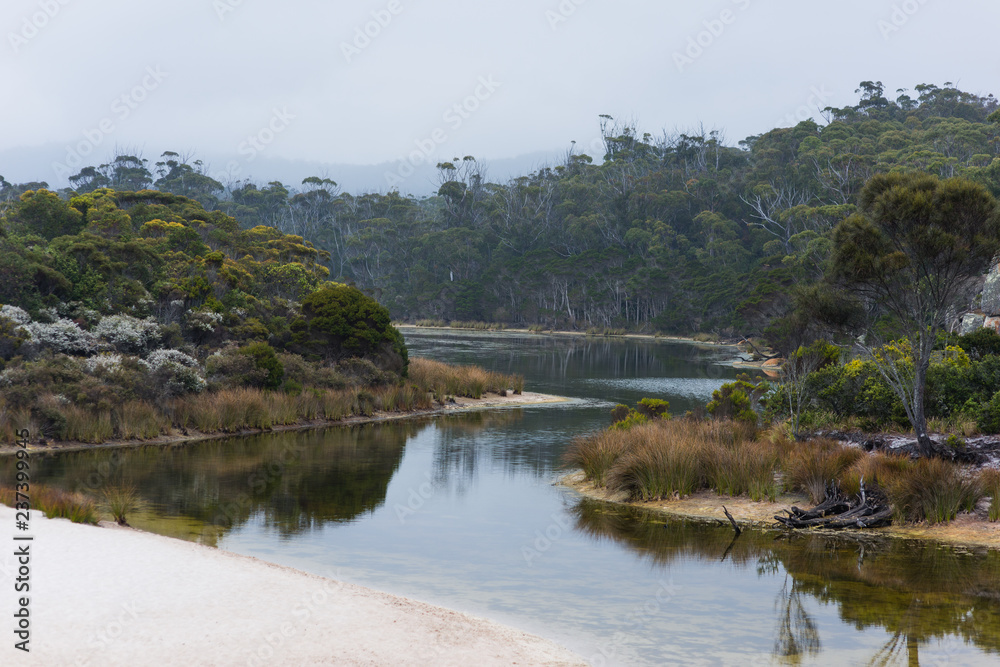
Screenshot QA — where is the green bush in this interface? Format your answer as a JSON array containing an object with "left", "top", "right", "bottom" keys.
[
  {"left": 978, "top": 390, "right": 1000, "bottom": 434},
  {"left": 707, "top": 380, "right": 757, "bottom": 423},
  {"left": 636, "top": 398, "right": 671, "bottom": 419},
  {"left": 238, "top": 342, "right": 284, "bottom": 389},
  {"left": 291, "top": 283, "right": 407, "bottom": 374}
]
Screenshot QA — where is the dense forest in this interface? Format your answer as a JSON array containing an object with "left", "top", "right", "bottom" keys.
[{"left": 2, "top": 81, "right": 999, "bottom": 351}]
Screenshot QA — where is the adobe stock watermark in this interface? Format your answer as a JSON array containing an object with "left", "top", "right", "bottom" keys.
[
  {"left": 673, "top": 0, "right": 752, "bottom": 73},
  {"left": 521, "top": 512, "right": 572, "bottom": 566},
  {"left": 245, "top": 570, "right": 346, "bottom": 667},
  {"left": 394, "top": 472, "right": 441, "bottom": 524},
  {"left": 208, "top": 106, "right": 296, "bottom": 185},
  {"left": 588, "top": 578, "right": 682, "bottom": 667},
  {"left": 877, "top": 0, "right": 931, "bottom": 40},
  {"left": 775, "top": 85, "right": 834, "bottom": 128},
  {"left": 238, "top": 107, "right": 295, "bottom": 161},
  {"left": 8, "top": 0, "right": 72, "bottom": 54},
  {"left": 341, "top": 0, "right": 403, "bottom": 64},
  {"left": 213, "top": 0, "right": 246, "bottom": 22},
  {"left": 384, "top": 75, "right": 502, "bottom": 188},
  {"left": 68, "top": 601, "right": 143, "bottom": 667},
  {"left": 52, "top": 66, "right": 168, "bottom": 181},
  {"left": 545, "top": 0, "right": 588, "bottom": 31}
]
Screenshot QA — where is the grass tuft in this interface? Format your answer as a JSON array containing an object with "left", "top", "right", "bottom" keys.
[
  {"left": 102, "top": 483, "right": 138, "bottom": 526},
  {"left": 783, "top": 440, "right": 865, "bottom": 504},
  {"left": 979, "top": 468, "right": 1000, "bottom": 522},
  {"left": 0, "top": 484, "right": 98, "bottom": 524}
]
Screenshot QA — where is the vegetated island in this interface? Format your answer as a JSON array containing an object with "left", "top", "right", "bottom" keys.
[{"left": 561, "top": 396, "right": 1000, "bottom": 552}]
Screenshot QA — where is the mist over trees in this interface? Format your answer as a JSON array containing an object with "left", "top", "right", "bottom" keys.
[{"left": 4, "top": 81, "right": 999, "bottom": 347}]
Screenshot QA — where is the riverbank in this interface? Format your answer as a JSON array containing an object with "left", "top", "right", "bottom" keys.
[
  {"left": 399, "top": 324, "right": 784, "bottom": 374},
  {"left": 562, "top": 471, "right": 1000, "bottom": 551},
  {"left": 0, "top": 391, "right": 567, "bottom": 456},
  {"left": 0, "top": 505, "right": 585, "bottom": 666},
  {"left": 398, "top": 323, "right": 737, "bottom": 348}
]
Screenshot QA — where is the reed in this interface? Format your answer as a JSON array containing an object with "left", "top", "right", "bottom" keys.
[
  {"left": 102, "top": 483, "right": 138, "bottom": 526},
  {"left": 0, "top": 484, "right": 98, "bottom": 524},
  {"left": 978, "top": 468, "right": 1000, "bottom": 522},
  {"left": 63, "top": 405, "right": 115, "bottom": 443},
  {"left": 409, "top": 357, "right": 523, "bottom": 399},
  {"left": 114, "top": 400, "right": 168, "bottom": 439},
  {"left": 606, "top": 425, "right": 703, "bottom": 500},
  {"left": 564, "top": 429, "right": 631, "bottom": 487},
  {"left": 881, "top": 457, "right": 982, "bottom": 524},
  {"left": 782, "top": 439, "right": 865, "bottom": 504}
]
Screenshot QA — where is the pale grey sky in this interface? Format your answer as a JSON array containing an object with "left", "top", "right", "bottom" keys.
[{"left": 2, "top": 0, "right": 998, "bottom": 193}]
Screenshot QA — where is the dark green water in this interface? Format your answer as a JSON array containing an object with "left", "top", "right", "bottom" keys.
[{"left": 8, "top": 330, "right": 1000, "bottom": 665}]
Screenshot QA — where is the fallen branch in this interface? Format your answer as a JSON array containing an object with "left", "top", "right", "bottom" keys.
[
  {"left": 774, "top": 481, "right": 892, "bottom": 530},
  {"left": 722, "top": 505, "right": 742, "bottom": 536}
]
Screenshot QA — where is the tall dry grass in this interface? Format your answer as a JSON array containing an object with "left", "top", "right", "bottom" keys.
[
  {"left": 409, "top": 358, "right": 524, "bottom": 398},
  {"left": 566, "top": 417, "right": 987, "bottom": 524},
  {"left": 977, "top": 468, "right": 1000, "bottom": 522},
  {"left": 114, "top": 401, "right": 169, "bottom": 439},
  {"left": 783, "top": 439, "right": 866, "bottom": 504},
  {"left": 881, "top": 457, "right": 982, "bottom": 524},
  {"left": 0, "top": 484, "right": 98, "bottom": 524},
  {"left": 606, "top": 424, "right": 702, "bottom": 500},
  {"left": 567, "top": 419, "right": 776, "bottom": 501},
  {"left": 565, "top": 428, "right": 632, "bottom": 488}
]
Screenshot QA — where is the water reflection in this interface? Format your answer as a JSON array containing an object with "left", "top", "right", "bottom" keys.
[
  {"left": 572, "top": 498, "right": 1000, "bottom": 665},
  {"left": 404, "top": 330, "right": 743, "bottom": 413},
  {"left": 12, "top": 423, "right": 421, "bottom": 543}
]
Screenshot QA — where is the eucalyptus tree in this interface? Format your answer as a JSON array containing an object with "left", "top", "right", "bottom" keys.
[{"left": 830, "top": 173, "right": 1000, "bottom": 456}]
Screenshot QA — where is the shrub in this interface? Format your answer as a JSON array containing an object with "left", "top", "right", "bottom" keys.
[
  {"left": 636, "top": 398, "right": 671, "bottom": 419},
  {"left": 979, "top": 468, "right": 1000, "bottom": 522},
  {"left": 0, "top": 484, "right": 97, "bottom": 524},
  {"left": 94, "top": 314, "right": 162, "bottom": 355},
  {"left": 707, "top": 380, "right": 757, "bottom": 423},
  {"left": 978, "top": 390, "right": 1000, "bottom": 434},
  {"left": 238, "top": 342, "right": 283, "bottom": 389},
  {"left": 290, "top": 283, "right": 408, "bottom": 374},
  {"left": 882, "top": 458, "right": 982, "bottom": 524},
  {"left": 782, "top": 440, "right": 865, "bottom": 504},
  {"left": 20, "top": 318, "right": 97, "bottom": 356},
  {"left": 564, "top": 430, "right": 631, "bottom": 487}
]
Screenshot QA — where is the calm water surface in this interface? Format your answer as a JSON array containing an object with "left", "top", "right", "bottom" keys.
[{"left": 13, "top": 331, "right": 1000, "bottom": 665}]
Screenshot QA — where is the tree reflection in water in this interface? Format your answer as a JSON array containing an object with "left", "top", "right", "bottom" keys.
[{"left": 572, "top": 498, "right": 1000, "bottom": 665}]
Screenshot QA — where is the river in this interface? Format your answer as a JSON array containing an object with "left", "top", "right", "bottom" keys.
[{"left": 11, "top": 330, "right": 1000, "bottom": 665}]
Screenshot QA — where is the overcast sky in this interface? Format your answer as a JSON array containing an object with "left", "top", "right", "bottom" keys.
[{"left": 2, "top": 0, "right": 998, "bottom": 192}]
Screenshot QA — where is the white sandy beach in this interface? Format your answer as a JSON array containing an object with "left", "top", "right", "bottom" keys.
[{"left": 0, "top": 505, "right": 586, "bottom": 666}]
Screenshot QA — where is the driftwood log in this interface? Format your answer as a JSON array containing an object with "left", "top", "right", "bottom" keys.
[{"left": 774, "top": 480, "right": 892, "bottom": 530}]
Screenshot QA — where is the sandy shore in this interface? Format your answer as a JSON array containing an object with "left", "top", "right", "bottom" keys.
[
  {"left": 562, "top": 471, "right": 1000, "bottom": 551},
  {"left": 0, "top": 391, "right": 568, "bottom": 457},
  {"left": 0, "top": 505, "right": 585, "bottom": 666}
]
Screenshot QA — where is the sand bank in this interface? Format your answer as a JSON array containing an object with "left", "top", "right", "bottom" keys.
[
  {"left": 0, "top": 390, "right": 569, "bottom": 457},
  {"left": 0, "top": 505, "right": 584, "bottom": 666},
  {"left": 562, "top": 471, "right": 1000, "bottom": 551}
]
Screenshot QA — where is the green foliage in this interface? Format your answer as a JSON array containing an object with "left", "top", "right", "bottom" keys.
[
  {"left": 611, "top": 397, "right": 670, "bottom": 430},
  {"left": 237, "top": 342, "right": 284, "bottom": 389},
  {"left": 953, "top": 327, "right": 1000, "bottom": 360},
  {"left": 636, "top": 397, "right": 671, "bottom": 419},
  {"left": 10, "top": 189, "right": 85, "bottom": 240},
  {"left": 977, "top": 390, "right": 1000, "bottom": 434},
  {"left": 707, "top": 378, "right": 763, "bottom": 424},
  {"left": 292, "top": 283, "right": 407, "bottom": 373}
]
